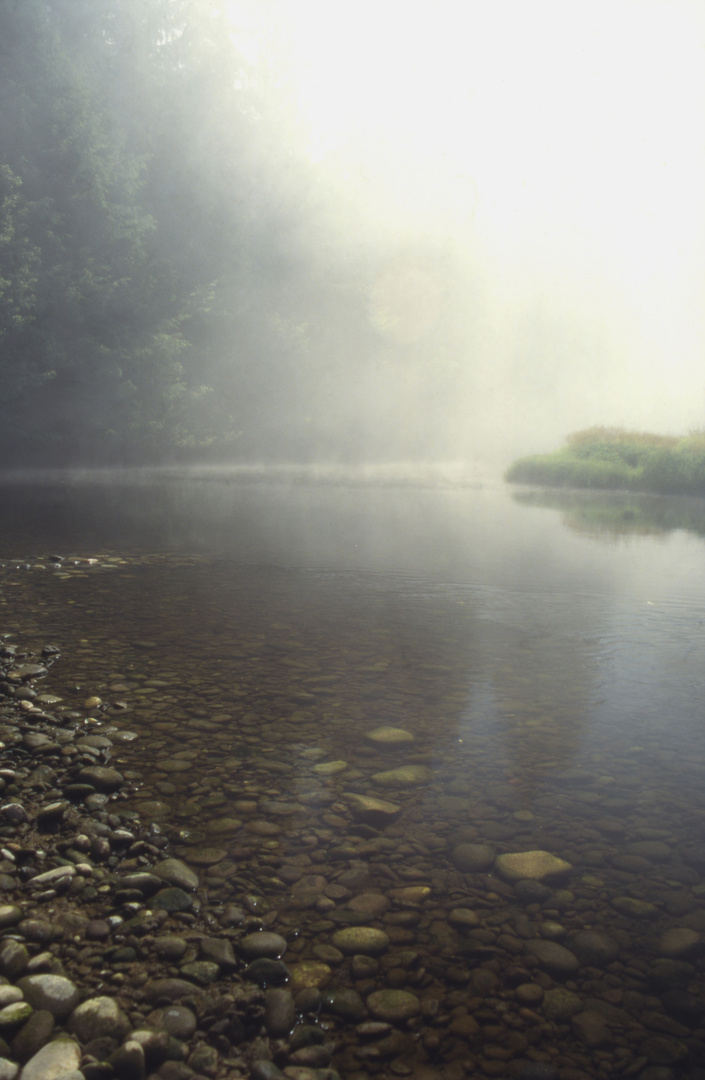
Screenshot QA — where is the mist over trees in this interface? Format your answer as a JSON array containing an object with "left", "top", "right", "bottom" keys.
[
  {"left": 0, "top": 0, "right": 483, "bottom": 467},
  {"left": 0, "top": 0, "right": 312, "bottom": 464}
]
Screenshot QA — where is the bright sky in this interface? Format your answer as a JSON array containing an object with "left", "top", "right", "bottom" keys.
[{"left": 229, "top": 0, "right": 705, "bottom": 438}]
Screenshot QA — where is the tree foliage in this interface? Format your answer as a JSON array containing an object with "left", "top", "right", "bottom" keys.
[{"left": 0, "top": 0, "right": 314, "bottom": 463}]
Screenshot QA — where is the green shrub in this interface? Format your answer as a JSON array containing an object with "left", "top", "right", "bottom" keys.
[{"left": 506, "top": 428, "right": 705, "bottom": 496}]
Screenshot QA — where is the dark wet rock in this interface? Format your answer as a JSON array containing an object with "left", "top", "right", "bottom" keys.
[
  {"left": 263, "top": 988, "right": 295, "bottom": 1036},
  {"left": 658, "top": 928, "right": 702, "bottom": 958},
  {"left": 571, "top": 1009, "right": 611, "bottom": 1046},
  {"left": 542, "top": 987, "right": 583, "bottom": 1020},
  {"left": 199, "top": 937, "right": 237, "bottom": 969},
  {"left": 0, "top": 941, "right": 28, "bottom": 980},
  {"left": 143, "top": 979, "right": 200, "bottom": 1004},
  {"left": 244, "top": 959, "right": 289, "bottom": 987},
  {"left": 322, "top": 989, "right": 367, "bottom": 1022},
  {"left": 451, "top": 842, "right": 495, "bottom": 873},
  {"left": 10, "top": 1009, "right": 54, "bottom": 1063},
  {"left": 108, "top": 1038, "right": 145, "bottom": 1080},
  {"left": 565, "top": 930, "right": 620, "bottom": 966},
  {"left": 76, "top": 766, "right": 124, "bottom": 792},
  {"left": 179, "top": 961, "right": 220, "bottom": 986},
  {"left": 250, "top": 1062, "right": 285, "bottom": 1080},
  {"left": 153, "top": 858, "right": 198, "bottom": 891},
  {"left": 145, "top": 1005, "right": 197, "bottom": 1040},
  {"left": 625, "top": 841, "right": 672, "bottom": 862},
  {"left": 238, "top": 932, "right": 287, "bottom": 960},
  {"left": 519, "top": 1064, "right": 560, "bottom": 1080},
  {"left": 514, "top": 879, "right": 552, "bottom": 905},
  {"left": 152, "top": 887, "right": 194, "bottom": 912},
  {"left": 649, "top": 958, "right": 696, "bottom": 990},
  {"left": 524, "top": 939, "right": 580, "bottom": 975},
  {"left": 661, "top": 988, "right": 705, "bottom": 1023}
]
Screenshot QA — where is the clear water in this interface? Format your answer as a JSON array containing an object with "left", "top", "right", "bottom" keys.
[{"left": 2, "top": 470, "right": 705, "bottom": 1074}]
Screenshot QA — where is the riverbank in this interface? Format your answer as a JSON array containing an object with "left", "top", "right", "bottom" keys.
[{"left": 505, "top": 427, "right": 705, "bottom": 496}]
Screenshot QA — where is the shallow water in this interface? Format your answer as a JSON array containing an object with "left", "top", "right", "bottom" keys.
[{"left": 2, "top": 470, "right": 705, "bottom": 1074}]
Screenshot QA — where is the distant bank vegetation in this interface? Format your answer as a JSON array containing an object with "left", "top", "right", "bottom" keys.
[{"left": 506, "top": 427, "right": 705, "bottom": 496}]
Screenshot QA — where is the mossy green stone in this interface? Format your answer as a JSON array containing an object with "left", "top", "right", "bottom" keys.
[
  {"left": 312, "top": 760, "right": 348, "bottom": 775},
  {"left": 365, "top": 726, "right": 415, "bottom": 745},
  {"left": 367, "top": 989, "right": 421, "bottom": 1022},
  {"left": 288, "top": 962, "right": 332, "bottom": 991},
  {"left": 330, "top": 927, "right": 390, "bottom": 956},
  {"left": 371, "top": 765, "right": 431, "bottom": 788}
]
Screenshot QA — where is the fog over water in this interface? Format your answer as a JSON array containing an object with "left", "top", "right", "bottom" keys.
[{"left": 228, "top": 0, "right": 705, "bottom": 464}]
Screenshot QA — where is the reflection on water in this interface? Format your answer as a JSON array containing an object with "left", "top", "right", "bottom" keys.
[
  {"left": 2, "top": 471, "right": 705, "bottom": 1074},
  {"left": 512, "top": 484, "right": 705, "bottom": 542}
]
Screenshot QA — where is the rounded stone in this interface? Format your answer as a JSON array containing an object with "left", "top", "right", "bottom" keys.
[
  {"left": 264, "top": 988, "right": 296, "bottom": 1036},
  {"left": 371, "top": 765, "right": 431, "bottom": 787},
  {"left": 496, "top": 851, "right": 572, "bottom": 883},
  {"left": 658, "top": 928, "right": 702, "bottom": 958},
  {"left": 287, "top": 962, "right": 332, "bottom": 991},
  {"left": 565, "top": 930, "right": 620, "bottom": 966},
  {"left": 524, "top": 940, "right": 580, "bottom": 975},
  {"left": 239, "top": 932, "right": 287, "bottom": 960},
  {"left": 542, "top": 987, "right": 583, "bottom": 1020},
  {"left": 451, "top": 844, "right": 495, "bottom": 873},
  {"left": 330, "top": 927, "right": 390, "bottom": 956},
  {"left": 612, "top": 896, "right": 659, "bottom": 919},
  {"left": 342, "top": 792, "right": 401, "bottom": 823},
  {"left": 67, "top": 995, "right": 131, "bottom": 1042},
  {"left": 146, "top": 1005, "right": 197, "bottom": 1039},
  {"left": 153, "top": 858, "right": 199, "bottom": 891},
  {"left": 0, "top": 907, "right": 22, "bottom": 930},
  {"left": 366, "top": 989, "right": 421, "bottom": 1022},
  {"left": 76, "top": 766, "right": 124, "bottom": 792},
  {"left": 322, "top": 988, "right": 367, "bottom": 1021},
  {"left": 152, "top": 887, "right": 193, "bottom": 913},
  {"left": 365, "top": 726, "right": 415, "bottom": 745},
  {"left": 184, "top": 847, "right": 227, "bottom": 866},
  {"left": 16, "top": 1036, "right": 81, "bottom": 1080},
  {"left": 16, "top": 976, "right": 80, "bottom": 1021},
  {"left": 448, "top": 908, "right": 480, "bottom": 928}
]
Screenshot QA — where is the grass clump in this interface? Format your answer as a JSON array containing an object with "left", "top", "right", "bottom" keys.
[{"left": 506, "top": 427, "right": 705, "bottom": 496}]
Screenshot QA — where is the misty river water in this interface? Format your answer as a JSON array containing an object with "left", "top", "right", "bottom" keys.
[{"left": 2, "top": 469, "right": 705, "bottom": 1078}]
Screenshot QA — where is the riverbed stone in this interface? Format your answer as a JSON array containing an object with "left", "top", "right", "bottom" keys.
[
  {"left": 287, "top": 962, "right": 332, "bottom": 991},
  {"left": 370, "top": 765, "right": 431, "bottom": 787},
  {"left": 342, "top": 792, "right": 401, "bottom": 823},
  {"left": 565, "top": 930, "right": 620, "bottom": 966},
  {"left": 239, "top": 932, "right": 287, "bottom": 959},
  {"left": 524, "top": 940, "right": 580, "bottom": 975},
  {"left": 67, "top": 995, "right": 131, "bottom": 1042},
  {"left": 18, "top": 1035, "right": 81, "bottom": 1080},
  {"left": 658, "top": 928, "right": 702, "bottom": 958},
  {"left": 264, "top": 987, "right": 296, "bottom": 1036},
  {"left": 571, "top": 1009, "right": 611, "bottom": 1047},
  {"left": 365, "top": 726, "right": 415, "bottom": 745},
  {"left": 495, "top": 851, "right": 572, "bottom": 883},
  {"left": 366, "top": 989, "right": 421, "bottom": 1023},
  {"left": 16, "top": 976, "right": 79, "bottom": 1021},
  {"left": 76, "top": 765, "right": 124, "bottom": 792},
  {"left": 451, "top": 843, "right": 495, "bottom": 873},
  {"left": 330, "top": 927, "right": 390, "bottom": 955},
  {"left": 152, "top": 858, "right": 199, "bottom": 891},
  {"left": 541, "top": 989, "right": 578, "bottom": 1019}
]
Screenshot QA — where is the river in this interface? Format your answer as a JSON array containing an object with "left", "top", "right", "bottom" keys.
[{"left": 1, "top": 468, "right": 704, "bottom": 1077}]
